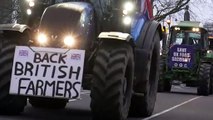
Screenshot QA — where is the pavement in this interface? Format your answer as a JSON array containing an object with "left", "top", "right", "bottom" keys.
[{"left": 0, "top": 85, "right": 213, "bottom": 120}]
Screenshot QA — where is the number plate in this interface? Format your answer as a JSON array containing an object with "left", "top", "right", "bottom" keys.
[{"left": 10, "top": 46, "right": 85, "bottom": 99}]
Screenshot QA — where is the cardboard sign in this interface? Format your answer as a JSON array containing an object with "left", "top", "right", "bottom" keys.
[{"left": 10, "top": 46, "right": 85, "bottom": 99}]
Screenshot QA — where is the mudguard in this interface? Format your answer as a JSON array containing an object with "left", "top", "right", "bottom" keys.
[
  {"left": 129, "top": 20, "right": 161, "bottom": 117},
  {"left": 0, "top": 24, "right": 31, "bottom": 45},
  {"left": 0, "top": 24, "right": 30, "bottom": 33},
  {"left": 136, "top": 20, "right": 162, "bottom": 48},
  {"left": 98, "top": 32, "right": 132, "bottom": 42},
  {"left": 98, "top": 32, "right": 135, "bottom": 48},
  {"left": 134, "top": 20, "right": 162, "bottom": 92}
]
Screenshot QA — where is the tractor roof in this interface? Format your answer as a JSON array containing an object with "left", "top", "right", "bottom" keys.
[
  {"left": 172, "top": 21, "right": 204, "bottom": 28},
  {"left": 171, "top": 21, "right": 208, "bottom": 32},
  {"left": 209, "top": 36, "right": 213, "bottom": 40}
]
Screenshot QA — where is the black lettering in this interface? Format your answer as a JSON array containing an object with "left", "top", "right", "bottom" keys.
[
  {"left": 58, "top": 66, "right": 67, "bottom": 79},
  {"left": 43, "top": 53, "right": 49, "bottom": 63},
  {"left": 18, "top": 78, "right": 30, "bottom": 94},
  {"left": 15, "top": 62, "right": 23, "bottom": 76},
  {"left": 36, "top": 80, "right": 44, "bottom": 96},
  {"left": 69, "top": 66, "right": 81, "bottom": 80},
  {"left": 50, "top": 53, "right": 58, "bottom": 63},
  {"left": 34, "top": 53, "right": 42, "bottom": 63},
  {"left": 56, "top": 81, "right": 64, "bottom": 97},
  {"left": 51, "top": 66, "right": 56, "bottom": 78},
  {"left": 59, "top": 54, "right": 67, "bottom": 64},
  {"left": 64, "top": 81, "right": 72, "bottom": 98},
  {"left": 72, "top": 82, "right": 80, "bottom": 99},
  {"left": 41, "top": 64, "right": 51, "bottom": 77},
  {"left": 35, "top": 64, "right": 39, "bottom": 76},
  {"left": 44, "top": 81, "right": 55, "bottom": 96},
  {"left": 25, "top": 81, "right": 35, "bottom": 95},
  {"left": 24, "top": 62, "right": 33, "bottom": 76}
]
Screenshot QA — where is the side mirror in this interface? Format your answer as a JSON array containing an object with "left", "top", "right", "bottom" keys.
[
  {"left": 209, "top": 44, "right": 213, "bottom": 50},
  {"left": 209, "top": 38, "right": 213, "bottom": 49},
  {"left": 162, "top": 30, "right": 167, "bottom": 48}
]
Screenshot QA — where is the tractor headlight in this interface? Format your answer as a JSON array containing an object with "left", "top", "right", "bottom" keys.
[
  {"left": 64, "top": 36, "right": 75, "bottom": 47},
  {"left": 123, "top": 2, "right": 134, "bottom": 12},
  {"left": 122, "top": 1, "right": 135, "bottom": 25},
  {"left": 123, "top": 16, "right": 132, "bottom": 25},
  {"left": 192, "top": 28, "right": 200, "bottom": 32},
  {"left": 123, "top": 10, "right": 128, "bottom": 15},
  {"left": 174, "top": 27, "right": 180, "bottom": 31},
  {"left": 26, "top": 9, "right": 32, "bottom": 15},
  {"left": 29, "top": 1, "right": 35, "bottom": 7},
  {"left": 26, "top": 0, "right": 34, "bottom": 2},
  {"left": 37, "top": 33, "right": 48, "bottom": 45},
  {"left": 207, "top": 50, "right": 213, "bottom": 54}
]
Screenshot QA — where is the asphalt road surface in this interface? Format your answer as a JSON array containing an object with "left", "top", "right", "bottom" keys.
[{"left": 1, "top": 85, "right": 213, "bottom": 120}]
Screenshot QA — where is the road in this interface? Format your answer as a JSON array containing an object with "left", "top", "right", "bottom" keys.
[{"left": 1, "top": 85, "right": 213, "bottom": 120}]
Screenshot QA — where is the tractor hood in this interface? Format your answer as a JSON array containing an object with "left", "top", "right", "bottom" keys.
[
  {"left": 40, "top": 2, "right": 93, "bottom": 34},
  {"left": 38, "top": 2, "right": 94, "bottom": 48},
  {"left": 168, "top": 45, "right": 195, "bottom": 69}
]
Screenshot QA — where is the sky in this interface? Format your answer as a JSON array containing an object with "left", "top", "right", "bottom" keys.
[
  {"left": 158, "top": 0, "right": 213, "bottom": 25},
  {"left": 189, "top": 0, "right": 213, "bottom": 23}
]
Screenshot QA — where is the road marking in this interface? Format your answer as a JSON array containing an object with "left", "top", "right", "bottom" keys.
[
  {"left": 81, "top": 90, "right": 90, "bottom": 95},
  {"left": 68, "top": 91, "right": 90, "bottom": 102},
  {"left": 69, "top": 99, "right": 78, "bottom": 102},
  {"left": 142, "top": 96, "right": 202, "bottom": 120}
]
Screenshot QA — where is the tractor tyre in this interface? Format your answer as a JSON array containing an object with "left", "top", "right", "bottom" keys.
[
  {"left": 91, "top": 41, "right": 134, "bottom": 120},
  {"left": 129, "top": 31, "right": 160, "bottom": 117},
  {"left": 185, "top": 80, "right": 197, "bottom": 87},
  {"left": 158, "top": 79, "right": 171, "bottom": 92},
  {"left": 210, "top": 66, "right": 213, "bottom": 94},
  {"left": 197, "top": 63, "right": 211, "bottom": 96},
  {"left": 29, "top": 97, "right": 68, "bottom": 109},
  {"left": 158, "top": 72, "right": 171, "bottom": 92},
  {"left": 0, "top": 36, "right": 27, "bottom": 115},
  {"left": 157, "top": 58, "right": 171, "bottom": 92}
]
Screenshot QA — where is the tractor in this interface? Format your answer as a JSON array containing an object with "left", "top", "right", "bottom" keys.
[
  {"left": 0, "top": 0, "right": 162, "bottom": 119},
  {"left": 159, "top": 21, "right": 213, "bottom": 96},
  {"left": 209, "top": 36, "right": 213, "bottom": 50}
]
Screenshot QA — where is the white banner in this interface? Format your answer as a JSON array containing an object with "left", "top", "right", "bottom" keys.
[{"left": 10, "top": 46, "right": 85, "bottom": 99}]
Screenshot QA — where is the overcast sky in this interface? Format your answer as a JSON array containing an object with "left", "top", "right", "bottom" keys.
[
  {"left": 190, "top": 0, "right": 213, "bottom": 23},
  {"left": 163, "top": 0, "right": 213, "bottom": 25}
]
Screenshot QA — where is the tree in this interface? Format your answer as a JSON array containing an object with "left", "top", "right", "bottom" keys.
[
  {"left": 153, "top": 0, "right": 190, "bottom": 21},
  {"left": 0, "top": 0, "right": 55, "bottom": 24},
  {"left": 0, "top": 0, "right": 14, "bottom": 23},
  {"left": 1, "top": 0, "right": 207, "bottom": 24}
]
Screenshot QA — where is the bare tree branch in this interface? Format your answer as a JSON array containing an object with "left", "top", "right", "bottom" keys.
[{"left": 153, "top": 0, "right": 190, "bottom": 21}]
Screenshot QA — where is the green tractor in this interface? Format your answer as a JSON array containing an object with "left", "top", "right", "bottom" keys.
[{"left": 159, "top": 21, "right": 213, "bottom": 96}]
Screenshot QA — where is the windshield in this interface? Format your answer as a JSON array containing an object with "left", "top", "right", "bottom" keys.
[{"left": 171, "top": 30, "right": 201, "bottom": 46}]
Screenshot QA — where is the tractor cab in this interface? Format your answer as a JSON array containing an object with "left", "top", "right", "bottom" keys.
[
  {"left": 167, "top": 21, "right": 208, "bottom": 70},
  {"left": 170, "top": 21, "right": 208, "bottom": 49}
]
